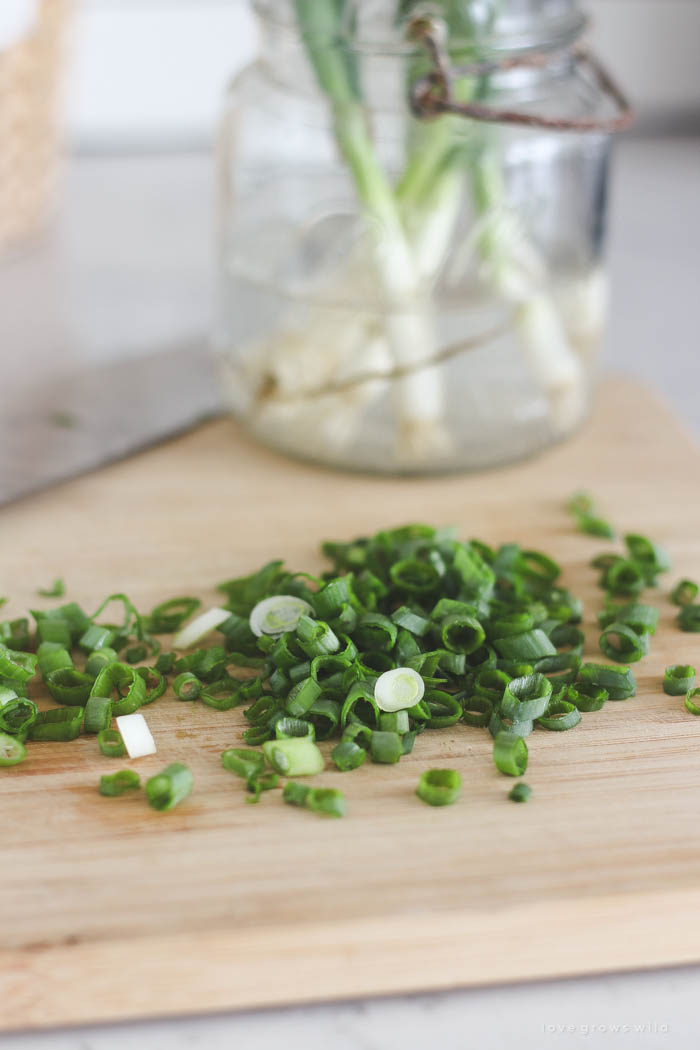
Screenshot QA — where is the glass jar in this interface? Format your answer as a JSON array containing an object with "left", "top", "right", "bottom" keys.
[{"left": 216, "top": 0, "right": 626, "bottom": 474}]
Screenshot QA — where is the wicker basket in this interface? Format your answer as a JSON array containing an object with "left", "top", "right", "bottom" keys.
[{"left": 0, "top": 0, "right": 72, "bottom": 250}]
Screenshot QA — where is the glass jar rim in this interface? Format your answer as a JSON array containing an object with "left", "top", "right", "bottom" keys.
[{"left": 252, "top": 1, "right": 588, "bottom": 57}]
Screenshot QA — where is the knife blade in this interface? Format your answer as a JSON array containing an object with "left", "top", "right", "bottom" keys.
[{"left": 0, "top": 342, "right": 223, "bottom": 505}]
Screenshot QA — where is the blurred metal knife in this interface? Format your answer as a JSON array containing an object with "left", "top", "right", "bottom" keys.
[{"left": 0, "top": 343, "right": 223, "bottom": 506}]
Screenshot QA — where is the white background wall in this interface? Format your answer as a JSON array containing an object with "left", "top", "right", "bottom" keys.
[{"left": 64, "top": 0, "right": 700, "bottom": 150}]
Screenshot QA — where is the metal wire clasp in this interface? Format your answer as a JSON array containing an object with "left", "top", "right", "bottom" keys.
[{"left": 407, "top": 16, "right": 634, "bottom": 133}]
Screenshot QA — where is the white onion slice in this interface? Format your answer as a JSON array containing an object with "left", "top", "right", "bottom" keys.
[
  {"left": 173, "top": 607, "right": 230, "bottom": 649},
  {"left": 249, "top": 595, "right": 313, "bottom": 638},
  {"left": 374, "top": 667, "right": 425, "bottom": 712},
  {"left": 116, "top": 712, "right": 156, "bottom": 759}
]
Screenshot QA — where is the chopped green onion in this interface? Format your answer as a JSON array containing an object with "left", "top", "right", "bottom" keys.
[
  {"left": 677, "top": 605, "right": 700, "bottom": 633},
  {"left": 462, "top": 695, "right": 493, "bottom": 728},
  {"left": 146, "top": 762, "right": 193, "bottom": 812},
  {"left": 173, "top": 671, "right": 201, "bottom": 701},
  {"left": 282, "top": 781, "right": 310, "bottom": 807},
  {"left": 85, "top": 647, "right": 120, "bottom": 677},
  {"left": 148, "top": 597, "right": 201, "bottom": 633},
  {"left": 685, "top": 688, "right": 700, "bottom": 716},
  {"left": 0, "top": 646, "right": 37, "bottom": 685},
  {"left": 370, "top": 730, "right": 403, "bottom": 764},
  {"left": 136, "top": 666, "right": 167, "bottom": 705},
  {"left": 154, "top": 652, "right": 176, "bottom": 674},
  {"left": 492, "top": 630, "right": 556, "bottom": 661},
  {"left": 579, "top": 662, "right": 636, "bottom": 700},
  {"left": 30, "top": 706, "right": 84, "bottom": 742},
  {"left": 501, "top": 674, "right": 552, "bottom": 722},
  {"left": 602, "top": 559, "right": 646, "bottom": 597},
  {"left": 37, "top": 618, "right": 72, "bottom": 647},
  {"left": 424, "top": 689, "right": 462, "bottom": 728},
  {"left": 566, "top": 682, "right": 607, "bottom": 712},
  {"left": 624, "top": 533, "right": 671, "bottom": 579},
  {"left": 575, "top": 514, "right": 616, "bottom": 539},
  {"left": 307, "top": 787, "right": 346, "bottom": 818},
  {"left": 416, "top": 768, "right": 461, "bottom": 807},
  {"left": 83, "top": 695, "right": 112, "bottom": 734},
  {"left": 389, "top": 558, "right": 440, "bottom": 594},
  {"left": 98, "top": 727, "right": 126, "bottom": 758},
  {"left": 331, "top": 739, "right": 366, "bottom": 771},
  {"left": 599, "top": 622, "right": 648, "bottom": 663},
  {"left": 536, "top": 698, "right": 581, "bottom": 731},
  {"left": 671, "top": 579, "right": 698, "bottom": 607},
  {"left": 0, "top": 731, "right": 27, "bottom": 765},
  {"left": 78, "top": 624, "right": 116, "bottom": 654},
  {"left": 533, "top": 653, "right": 581, "bottom": 685},
  {"left": 262, "top": 737, "right": 324, "bottom": 776},
  {"left": 91, "top": 662, "right": 146, "bottom": 717},
  {"left": 173, "top": 607, "right": 230, "bottom": 649},
  {"left": 374, "top": 667, "right": 424, "bottom": 712},
  {"left": 45, "top": 666, "right": 93, "bottom": 705},
  {"left": 390, "top": 606, "right": 431, "bottom": 636},
  {"left": 663, "top": 664, "right": 696, "bottom": 696},
  {"left": 296, "top": 615, "right": 339, "bottom": 657},
  {"left": 115, "top": 712, "right": 156, "bottom": 758},
  {"left": 508, "top": 782, "right": 532, "bottom": 803},
  {"left": 249, "top": 595, "right": 313, "bottom": 639},
  {"left": 378, "top": 710, "right": 409, "bottom": 734},
  {"left": 99, "top": 769, "right": 141, "bottom": 796},
  {"left": 597, "top": 602, "right": 658, "bottom": 635},
  {"left": 37, "top": 578, "right": 65, "bottom": 598},
  {"left": 221, "top": 747, "right": 265, "bottom": 778},
  {"left": 275, "top": 716, "right": 315, "bottom": 740},
  {"left": 0, "top": 696, "right": 36, "bottom": 737},
  {"left": 306, "top": 698, "right": 340, "bottom": 740},
  {"left": 285, "top": 676, "right": 322, "bottom": 718},
  {"left": 567, "top": 491, "right": 595, "bottom": 515},
  {"left": 493, "top": 731, "right": 528, "bottom": 776}
]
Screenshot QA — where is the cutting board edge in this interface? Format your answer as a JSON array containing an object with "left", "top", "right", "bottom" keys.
[{"left": 3, "top": 885, "right": 700, "bottom": 1032}]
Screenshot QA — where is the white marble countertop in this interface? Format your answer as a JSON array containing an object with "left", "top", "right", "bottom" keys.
[{"left": 2, "top": 136, "right": 699, "bottom": 1049}]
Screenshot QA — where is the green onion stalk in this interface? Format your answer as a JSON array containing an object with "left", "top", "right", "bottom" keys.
[{"left": 252, "top": 0, "right": 593, "bottom": 460}]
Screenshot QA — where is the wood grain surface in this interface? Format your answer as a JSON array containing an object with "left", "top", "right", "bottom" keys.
[{"left": 2, "top": 380, "right": 700, "bottom": 1032}]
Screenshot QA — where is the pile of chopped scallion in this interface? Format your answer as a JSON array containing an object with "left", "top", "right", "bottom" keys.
[{"left": 1, "top": 505, "right": 698, "bottom": 815}]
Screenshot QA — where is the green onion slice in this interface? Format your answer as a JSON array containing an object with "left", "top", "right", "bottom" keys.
[
  {"left": 671, "top": 579, "right": 699, "bottom": 607},
  {"left": 307, "top": 787, "right": 346, "bottom": 818},
  {"left": 536, "top": 699, "right": 581, "bottom": 731},
  {"left": 173, "top": 671, "right": 202, "bottom": 701},
  {"left": 374, "top": 667, "right": 425, "bottom": 712},
  {"left": 0, "top": 731, "right": 26, "bottom": 765},
  {"left": 501, "top": 674, "right": 552, "bottom": 722},
  {"left": 579, "top": 662, "right": 636, "bottom": 700},
  {"left": 685, "top": 688, "right": 700, "bottom": 716},
  {"left": 508, "top": 782, "right": 532, "bottom": 803},
  {"left": 173, "top": 607, "right": 230, "bottom": 649},
  {"left": 370, "top": 730, "right": 403, "bottom": 764},
  {"left": 262, "top": 737, "right": 324, "bottom": 776},
  {"left": 678, "top": 605, "right": 700, "bottom": 633},
  {"left": 599, "top": 622, "right": 648, "bottom": 663},
  {"left": 83, "top": 695, "right": 112, "bottom": 734},
  {"left": 493, "top": 731, "right": 528, "bottom": 776},
  {"left": 98, "top": 727, "right": 126, "bottom": 758},
  {"left": 331, "top": 739, "right": 366, "bottom": 771},
  {"left": 30, "top": 706, "right": 84, "bottom": 742},
  {"left": 99, "top": 770, "right": 141, "bottom": 797},
  {"left": 249, "top": 596, "right": 313, "bottom": 639},
  {"left": 146, "top": 763, "right": 193, "bottom": 812},
  {"left": 663, "top": 664, "right": 696, "bottom": 696},
  {"left": 416, "top": 768, "right": 461, "bottom": 807},
  {"left": 221, "top": 747, "right": 265, "bottom": 779}
]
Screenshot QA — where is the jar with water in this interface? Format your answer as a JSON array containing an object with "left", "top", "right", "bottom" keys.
[{"left": 216, "top": 0, "right": 630, "bottom": 473}]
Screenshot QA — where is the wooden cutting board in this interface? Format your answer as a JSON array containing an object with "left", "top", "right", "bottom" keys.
[{"left": 2, "top": 379, "right": 700, "bottom": 1033}]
